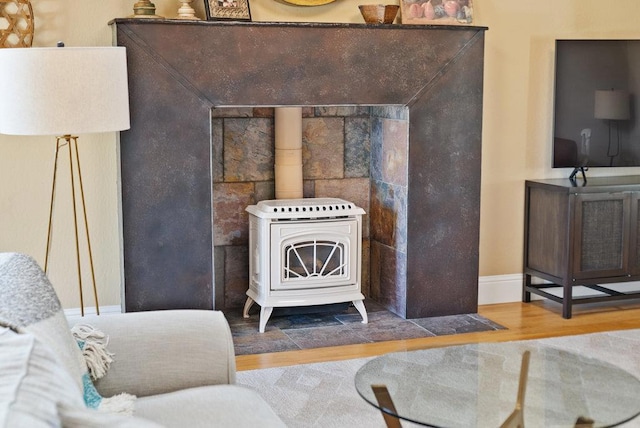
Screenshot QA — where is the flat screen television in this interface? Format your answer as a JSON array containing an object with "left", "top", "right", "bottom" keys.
[{"left": 553, "top": 40, "right": 639, "bottom": 178}]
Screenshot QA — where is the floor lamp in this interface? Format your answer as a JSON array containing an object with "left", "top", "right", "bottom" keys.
[
  {"left": 0, "top": 46, "right": 130, "bottom": 316},
  {"left": 594, "top": 89, "right": 630, "bottom": 167}
]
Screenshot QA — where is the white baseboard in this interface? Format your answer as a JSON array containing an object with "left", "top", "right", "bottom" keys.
[{"left": 478, "top": 273, "right": 530, "bottom": 305}]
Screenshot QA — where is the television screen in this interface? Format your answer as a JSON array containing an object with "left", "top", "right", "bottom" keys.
[{"left": 553, "top": 40, "right": 639, "bottom": 169}]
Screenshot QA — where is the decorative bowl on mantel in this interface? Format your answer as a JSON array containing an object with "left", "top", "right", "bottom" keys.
[{"left": 358, "top": 4, "right": 399, "bottom": 24}]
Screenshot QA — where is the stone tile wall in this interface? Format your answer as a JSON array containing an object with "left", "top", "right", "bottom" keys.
[
  {"left": 370, "top": 106, "right": 410, "bottom": 318},
  {"left": 212, "top": 106, "right": 373, "bottom": 310}
]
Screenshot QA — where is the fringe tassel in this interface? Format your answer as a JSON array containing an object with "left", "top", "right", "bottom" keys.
[
  {"left": 98, "top": 393, "right": 137, "bottom": 416},
  {"left": 71, "top": 324, "right": 114, "bottom": 380}
]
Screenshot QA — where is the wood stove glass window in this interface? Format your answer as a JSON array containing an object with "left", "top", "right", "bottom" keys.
[{"left": 284, "top": 239, "right": 346, "bottom": 280}]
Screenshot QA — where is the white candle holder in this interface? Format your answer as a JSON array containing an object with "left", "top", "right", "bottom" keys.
[{"left": 177, "top": 0, "right": 199, "bottom": 20}]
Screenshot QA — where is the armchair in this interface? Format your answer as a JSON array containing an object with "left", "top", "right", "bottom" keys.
[{"left": 0, "top": 252, "right": 285, "bottom": 427}]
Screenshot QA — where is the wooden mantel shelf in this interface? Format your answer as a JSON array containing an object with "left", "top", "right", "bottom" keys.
[
  {"left": 111, "top": 19, "right": 486, "bottom": 317},
  {"left": 110, "top": 17, "right": 487, "bottom": 31}
]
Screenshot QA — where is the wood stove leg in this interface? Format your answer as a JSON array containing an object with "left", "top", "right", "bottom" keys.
[
  {"left": 353, "top": 299, "right": 368, "bottom": 324},
  {"left": 242, "top": 296, "right": 255, "bottom": 318},
  {"left": 259, "top": 306, "right": 273, "bottom": 333}
]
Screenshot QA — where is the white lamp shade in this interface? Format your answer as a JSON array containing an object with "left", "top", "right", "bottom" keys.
[
  {"left": 594, "top": 89, "right": 630, "bottom": 120},
  {"left": 0, "top": 46, "right": 130, "bottom": 136}
]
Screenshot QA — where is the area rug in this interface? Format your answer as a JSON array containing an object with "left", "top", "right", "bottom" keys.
[
  {"left": 236, "top": 328, "right": 640, "bottom": 428},
  {"left": 225, "top": 299, "right": 505, "bottom": 356}
]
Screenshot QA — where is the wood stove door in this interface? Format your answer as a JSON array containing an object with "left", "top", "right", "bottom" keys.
[{"left": 270, "top": 219, "right": 360, "bottom": 290}]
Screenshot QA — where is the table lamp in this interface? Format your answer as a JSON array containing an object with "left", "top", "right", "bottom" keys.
[
  {"left": 594, "top": 89, "right": 630, "bottom": 166},
  {"left": 0, "top": 45, "right": 130, "bottom": 316}
]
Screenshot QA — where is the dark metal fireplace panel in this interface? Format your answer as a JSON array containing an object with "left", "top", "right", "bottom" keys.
[
  {"left": 111, "top": 20, "right": 486, "bottom": 316},
  {"left": 114, "top": 21, "right": 483, "bottom": 107},
  {"left": 115, "top": 28, "right": 213, "bottom": 311},
  {"left": 406, "top": 34, "right": 484, "bottom": 318}
]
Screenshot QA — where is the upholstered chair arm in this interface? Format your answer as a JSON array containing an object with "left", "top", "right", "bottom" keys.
[{"left": 72, "top": 310, "right": 236, "bottom": 398}]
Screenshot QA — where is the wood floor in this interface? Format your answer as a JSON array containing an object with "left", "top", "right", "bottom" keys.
[{"left": 236, "top": 299, "right": 640, "bottom": 371}]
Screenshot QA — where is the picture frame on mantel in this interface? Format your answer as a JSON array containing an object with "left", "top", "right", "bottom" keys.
[
  {"left": 400, "top": 0, "right": 473, "bottom": 25},
  {"left": 204, "top": 0, "right": 251, "bottom": 21}
]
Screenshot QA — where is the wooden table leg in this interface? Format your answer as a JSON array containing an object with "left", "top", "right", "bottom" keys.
[
  {"left": 575, "top": 416, "right": 594, "bottom": 427},
  {"left": 500, "top": 350, "right": 531, "bottom": 428},
  {"left": 371, "top": 384, "right": 403, "bottom": 428}
]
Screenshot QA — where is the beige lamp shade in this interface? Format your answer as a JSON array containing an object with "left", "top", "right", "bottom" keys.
[
  {"left": 594, "top": 89, "right": 630, "bottom": 121},
  {"left": 0, "top": 46, "right": 130, "bottom": 136}
]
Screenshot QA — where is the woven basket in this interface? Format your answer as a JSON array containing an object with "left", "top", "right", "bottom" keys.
[
  {"left": 358, "top": 4, "right": 399, "bottom": 24},
  {"left": 0, "top": 0, "right": 34, "bottom": 48}
]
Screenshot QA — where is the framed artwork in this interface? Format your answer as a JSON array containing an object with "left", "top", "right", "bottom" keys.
[
  {"left": 400, "top": 0, "right": 473, "bottom": 25},
  {"left": 204, "top": 0, "right": 251, "bottom": 21}
]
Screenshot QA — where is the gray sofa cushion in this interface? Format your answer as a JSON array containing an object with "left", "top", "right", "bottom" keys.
[
  {"left": 0, "top": 327, "right": 151, "bottom": 428},
  {"left": 0, "top": 327, "right": 83, "bottom": 427},
  {"left": 0, "top": 253, "right": 135, "bottom": 414},
  {"left": 0, "top": 253, "right": 87, "bottom": 393},
  {"left": 135, "top": 385, "right": 287, "bottom": 428},
  {"left": 85, "top": 310, "right": 237, "bottom": 398}
]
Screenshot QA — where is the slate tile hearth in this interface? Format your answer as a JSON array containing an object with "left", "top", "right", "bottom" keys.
[{"left": 224, "top": 299, "right": 505, "bottom": 356}]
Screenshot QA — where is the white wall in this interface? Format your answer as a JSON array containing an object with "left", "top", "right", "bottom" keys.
[{"left": 3, "top": 0, "right": 640, "bottom": 309}]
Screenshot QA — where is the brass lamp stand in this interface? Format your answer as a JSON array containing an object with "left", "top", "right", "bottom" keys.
[{"left": 44, "top": 135, "right": 99, "bottom": 316}]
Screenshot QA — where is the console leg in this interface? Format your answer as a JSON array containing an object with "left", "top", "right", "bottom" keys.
[
  {"left": 242, "top": 296, "right": 255, "bottom": 319},
  {"left": 563, "top": 283, "right": 573, "bottom": 319},
  {"left": 522, "top": 274, "right": 532, "bottom": 303},
  {"left": 353, "top": 299, "right": 368, "bottom": 324},
  {"left": 259, "top": 306, "right": 273, "bottom": 333}
]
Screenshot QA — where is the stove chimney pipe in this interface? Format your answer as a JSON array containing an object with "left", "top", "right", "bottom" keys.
[{"left": 274, "top": 107, "right": 303, "bottom": 199}]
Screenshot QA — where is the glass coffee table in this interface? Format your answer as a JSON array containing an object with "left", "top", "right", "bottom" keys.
[{"left": 355, "top": 342, "right": 640, "bottom": 427}]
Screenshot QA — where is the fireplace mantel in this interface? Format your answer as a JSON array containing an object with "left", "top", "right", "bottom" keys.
[{"left": 112, "top": 19, "right": 486, "bottom": 318}]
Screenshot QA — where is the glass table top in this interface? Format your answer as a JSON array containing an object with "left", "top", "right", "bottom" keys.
[{"left": 354, "top": 342, "right": 640, "bottom": 427}]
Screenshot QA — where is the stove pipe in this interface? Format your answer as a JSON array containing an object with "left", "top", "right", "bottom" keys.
[{"left": 274, "top": 107, "right": 303, "bottom": 199}]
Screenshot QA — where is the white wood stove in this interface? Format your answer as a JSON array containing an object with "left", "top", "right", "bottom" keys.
[{"left": 243, "top": 197, "right": 368, "bottom": 332}]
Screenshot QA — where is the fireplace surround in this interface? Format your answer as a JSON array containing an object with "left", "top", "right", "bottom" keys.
[{"left": 111, "top": 19, "right": 486, "bottom": 318}]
